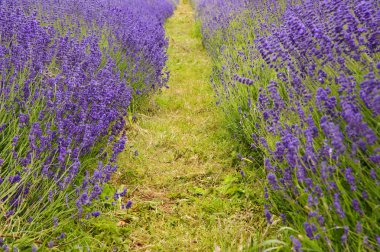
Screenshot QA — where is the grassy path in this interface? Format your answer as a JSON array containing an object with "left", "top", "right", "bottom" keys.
[{"left": 117, "top": 1, "right": 266, "bottom": 250}]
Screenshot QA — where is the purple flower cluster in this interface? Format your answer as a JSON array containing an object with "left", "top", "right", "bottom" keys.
[
  {"left": 197, "top": 0, "right": 380, "bottom": 250},
  {"left": 0, "top": 0, "right": 175, "bottom": 247}
]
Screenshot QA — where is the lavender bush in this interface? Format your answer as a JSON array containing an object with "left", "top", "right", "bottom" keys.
[
  {"left": 196, "top": 0, "right": 380, "bottom": 250},
  {"left": 0, "top": 0, "right": 175, "bottom": 249}
]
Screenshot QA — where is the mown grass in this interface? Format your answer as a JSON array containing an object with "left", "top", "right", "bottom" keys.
[{"left": 114, "top": 1, "right": 277, "bottom": 251}]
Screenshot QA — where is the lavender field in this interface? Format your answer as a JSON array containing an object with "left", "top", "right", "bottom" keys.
[
  {"left": 195, "top": 0, "right": 380, "bottom": 250},
  {"left": 0, "top": 0, "right": 379, "bottom": 251},
  {"left": 0, "top": 0, "right": 175, "bottom": 250}
]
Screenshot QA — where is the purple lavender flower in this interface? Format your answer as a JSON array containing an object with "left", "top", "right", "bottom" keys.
[
  {"left": 363, "top": 236, "right": 372, "bottom": 249},
  {"left": 352, "top": 199, "right": 363, "bottom": 215},
  {"left": 0, "top": 124, "right": 6, "bottom": 133},
  {"left": 333, "top": 193, "right": 345, "bottom": 218},
  {"left": 264, "top": 204, "right": 272, "bottom": 224},
  {"left": 341, "top": 226, "right": 349, "bottom": 244},
  {"left": 2, "top": 245, "right": 9, "bottom": 252},
  {"left": 48, "top": 190, "right": 53, "bottom": 203},
  {"left": 317, "top": 215, "right": 324, "bottom": 226},
  {"left": 58, "top": 233, "right": 66, "bottom": 240},
  {"left": 290, "top": 235, "right": 302, "bottom": 252},
  {"left": 267, "top": 173, "right": 279, "bottom": 189},
  {"left": 370, "top": 169, "right": 377, "bottom": 180},
  {"left": 126, "top": 200, "right": 133, "bottom": 209},
  {"left": 264, "top": 187, "right": 268, "bottom": 199},
  {"left": 9, "top": 174, "right": 21, "bottom": 184},
  {"left": 48, "top": 241, "right": 54, "bottom": 248},
  {"left": 12, "top": 136, "right": 19, "bottom": 147},
  {"left": 304, "top": 222, "right": 317, "bottom": 240},
  {"left": 32, "top": 245, "right": 38, "bottom": 252},
  {"left": 362, "top": 191, "right": 369, "bottom": 199},
  {"left": 18, "top": 113, "right": 29, "bottom": 126},
  {"left": 240, "top": 170, "right": 245, "bottom": 177},
  {"left": 119, "top": 188, "right": 127, "bottom": 197},
  {"left": 234, "top": 74, "right": 254, "bottom": 86},
  {"left": 5, "top": 210, "right": 14, "bottom": 218},
  {"left": 344, "top": 168, "right": 356, "bottom": 191},
  {"left": 111, "top": 134, "right": 127, "bottom": 162},
  {"left": 356, "top": 222, "right": 363, "bottom": 233},
  {"left": 92, "top": 211, "right": 100, "bottom": 217},
  {"left": 320, "top": 117, "right": 346, "bottom": 156},
  {"left": 280, "top": 213, "right": 286, "bottom": 224}
]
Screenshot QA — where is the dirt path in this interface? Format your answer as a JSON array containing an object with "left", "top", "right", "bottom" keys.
[{"left": 117, "top": 1, "right": 264, "bottom": 251}]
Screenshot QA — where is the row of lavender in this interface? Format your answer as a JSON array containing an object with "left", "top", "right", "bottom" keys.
[
  {"left": 195, "top": 0, "right": 379, "bottom": 250},
  {"left": 0, "top": 0, "right": 175, "bottom": 249}
]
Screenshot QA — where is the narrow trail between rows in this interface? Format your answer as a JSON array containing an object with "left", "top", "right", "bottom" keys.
[{"left": 117, "top": 1, "right": 264, "bottom": 251}]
